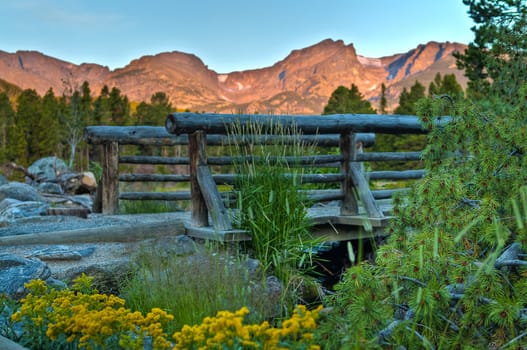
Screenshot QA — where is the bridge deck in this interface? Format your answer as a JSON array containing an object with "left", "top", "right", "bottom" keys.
[{"left": 186, "top": 200, "right": 393, "bottom": 242}]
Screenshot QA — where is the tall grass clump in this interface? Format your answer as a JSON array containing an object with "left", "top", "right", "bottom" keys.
[
  {"left": 120, "top": 244, "right": 277, "bottom": 332},
  {"left": 227, "top": 119, "right": 321, "bottom": 291}
]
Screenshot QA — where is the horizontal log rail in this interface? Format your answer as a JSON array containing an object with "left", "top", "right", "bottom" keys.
[
  {"left": 85, "top": 126, "right": 376, "bottom": 147},
  {"left": 165, "top": 112, "right": 447, "bottom": 135}
]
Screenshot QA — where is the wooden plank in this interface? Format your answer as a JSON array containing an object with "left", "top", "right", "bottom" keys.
[
  {"left": 197, "top": 165, "right": 232, "bottom": 231},
  {"left": 119, "top": 155, "right": 190, "bottom": 165},
  {"left": 165, "top": 113, "right": 444, "bottom": 135},
  {"left": 101, "top": 141, "right": 119, "bottom": 215},
  {"left": 311, "top": 224, "right": 389, "bottom": 241},
  {"left": 350, "top": 162, "right": 384, "bottom": 218},
  {"left": 119, "top": 174, "right": 190, "bottom": 182},
  {"left": 0, "top": 216, "right": 187, "bottom": 245},
  {"left": 119, "top": 191, "right": 191, "bottom": 201},
  {"left": 207, "top": 154, "right": 344, "bottom": 166},
  {"left": 368, "top": 170, "right": 425, "bottom": 180},
  {"left": 184, "top": 223, "right": 251, "bottom": 242},
  {"left": 189, "top": 131, "right": 208, "bottom": 227},
  {"left": 356, "top": 151, "right": 422, "bottom": 162}
]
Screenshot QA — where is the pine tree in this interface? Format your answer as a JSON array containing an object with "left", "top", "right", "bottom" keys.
[
  {"left": 379, "top": 83, "right": 387, "bottom": 114},
  {"left": 15, "top": 89, "right": 41, "bottom": 165},
  {"left": 38, "top": 89, "right": 61, "bottom": 157},
  {"left": 394, "top": 80, "right": 425, "bottom": 115},
  {"left": 428, "top": 73, "right": 464, "bottom": 100},
  {"left": 0, "top": 92, "right": 15, "bottom": 163},
  {"left": 323, "top": 84, "right": 376, "bottom": 114},
  {"left": 455, "top": 0, "right": 527, "bottom": 103}
]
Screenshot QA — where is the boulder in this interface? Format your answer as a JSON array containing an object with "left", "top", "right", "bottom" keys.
[
  {"left": 27, "top": 157, "right": 69, "bottom": 182},
  {"left": 37, "top": 182, "right": 63, "bottom": 195},
  {"left": 0, "top": 199, "right": 49, "bottom": 225},
  {"left": 58, "top": 260, "right": 132, "bottom": 294},
  {"left": 27, "top": 245, "right": 96, "bottom": 261},
  {"left": 0, "top": 182, "right": 44, "bottom": 202},
  {"left": 58, "top": 172, "right": 97, "bottom": 195},
  {"left": 0, "top": 253, "right": 52, "bottom": 299}
]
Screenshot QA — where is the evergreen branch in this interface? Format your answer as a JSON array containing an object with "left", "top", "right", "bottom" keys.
[
  {"left": 399, "top": 276, "right": 427, "bottom": 287},
  {"left": 378, "top": 320, "right": 402, "bottom": 345},
  {"left": 404, "top": 326, "right": 435, "bottom": 350},
  {"left": 460, "top": 197, "right": 482, "bottom": 209},
  {"left": 494, "top": 259, "right": 527, "bottom": 268},
  {"left": 498, "top": 330, "right": 527, "bottom": 350},
  {"left": 438, "top": 314, "right": 460, "bottom": 332}
]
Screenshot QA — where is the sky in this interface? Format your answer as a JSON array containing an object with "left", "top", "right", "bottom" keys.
[{"left": 0, "top": 0, "right": 475, "bottom": 73}]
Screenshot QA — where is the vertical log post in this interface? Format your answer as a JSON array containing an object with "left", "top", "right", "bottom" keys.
[
  {"left": 349, "top": 135, "right": 383, "bottom": 218},
  {"left": 92, "top": 145, "right": 103, "bottom": 213},
  {"left": 101, "top": 141, "right": 119, "bottom": 215},
  {"left": 189, "top": 130, "right": 209, "bottom": 227},
  {"left": 340, "top": 132, "right": 358, "bottom": 215}
]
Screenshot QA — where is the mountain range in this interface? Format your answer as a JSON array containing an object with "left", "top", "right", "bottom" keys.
[{"left": 0, "top": 39, "right": 467, "bottom": 114}]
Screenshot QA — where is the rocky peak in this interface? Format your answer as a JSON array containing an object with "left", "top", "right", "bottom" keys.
[{"left": 0, "top": 39, "right": 468, "bottom": 114}]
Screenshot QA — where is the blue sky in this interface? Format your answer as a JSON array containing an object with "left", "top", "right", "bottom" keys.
[{"left": 0, "top": 0, "right": 474, "bottom": 73}]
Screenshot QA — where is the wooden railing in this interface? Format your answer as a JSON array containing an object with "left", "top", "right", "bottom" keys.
[{"left": 85, "top": 112, "right": 431, "bottom": 240}]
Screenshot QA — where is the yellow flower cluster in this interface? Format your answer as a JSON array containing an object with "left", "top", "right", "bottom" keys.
[
  {"left": 12, "top": 275, "right": 174, "bottom": 350},
  {"left": 172, "top": 304, "right": 322, "bottom": 350},
  {"left": 11, "top": 276, "right": 322, "bottom": 350}
]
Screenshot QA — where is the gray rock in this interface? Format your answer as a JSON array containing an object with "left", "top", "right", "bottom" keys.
[
  {"left": 0, "top": 200, "right": 49, "bottom": 223},
  {"left": 28, "top": 157, "right": 69, "bottom": 182},
  {"left": 59, "top": 260, "right": 132, "bottom": 294},
  {"left": 65, "top": 194, "right": 93, "bottom": 211},
  {"left": 37, "top": 182, "right": 63, "bottom": 195},
  {"left": 28, "top": 245, "right": 83, "bottom": 261},
  {"left": 0, "top": 253, "right": 52, "bottom": 298},
  {"left": 153, "top": 234, "right": 198, "bottom": 257},
  {"left": 0, "top": 182, "right": 44, "bottom": 202}
]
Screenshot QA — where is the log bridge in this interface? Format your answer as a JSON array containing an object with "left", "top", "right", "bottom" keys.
[{"left": 85, "top": 113, "right": 431, "bottom": 242}]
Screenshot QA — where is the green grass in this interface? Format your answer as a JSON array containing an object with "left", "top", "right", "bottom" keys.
[{"left": 119, "top": 243, "right": 279, "bottom": 332}]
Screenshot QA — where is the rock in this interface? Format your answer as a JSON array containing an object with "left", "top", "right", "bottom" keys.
[
  {"left": 27, "top": 157, "right": 69, "bottom": 182},
  {"left": 27, "top": 245, "right": 88, "bottom": 261},
  {"left": 37, "top": 182, "right": 64, "bottom": 195},
  {"left": 65, "top": 194, "right": 93, "bottom": 211},
  {"left": 0, "top": 199, "right": 49, "bottom": 224},
  {"left": 153, "top": 234, "right": 198, "bottom": 257},
  {"left": 59, "top": 260, "right": 132, "bottom": 294},
  {"left": 59, "top": 173, "right": 96, "bottom": 195},
  {"left": 0, "top": 182, "right": 44, "bottom": 202},
  {"left": 0, "top": 253, "right": 52, "bottom": 299}
]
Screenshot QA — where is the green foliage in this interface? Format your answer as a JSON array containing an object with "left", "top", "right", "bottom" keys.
[
  {"left": 394, "top": 80, "right": 425, "bottom": 115},
  {"left": 379, "top": 83, "right": 387, "bottom": 114},
  {"left": 323, "top": 84, "right": 376, "bottom": 114},
  {"left": 428, "top": 73, "right": 464, "bottom": 100},
  {"left": 372, "top": 80, "right": 427, "bottom": 171},
  {"left": 455, "top": 0, "right": 527, "bottom": 103},
  {"left": 0, "top": 78, "right": 22, "bottom": 101},
  {"left": 318, "top": 91, "right": 527, "bottom": 348},
  {"left": 134, "top": 92, "right": 173, "bottom": 126},
  {"left": 228, "top": 120, "right": 320, "bottom": 289},
  {"left": 0, "top": 92, "right": 16, "bottom": 163}
]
